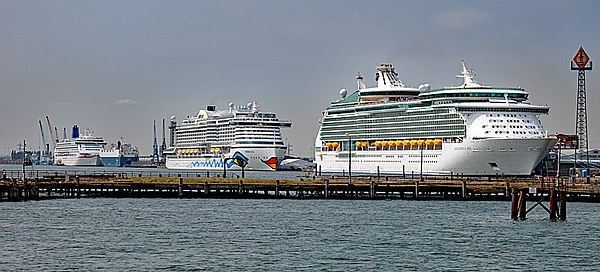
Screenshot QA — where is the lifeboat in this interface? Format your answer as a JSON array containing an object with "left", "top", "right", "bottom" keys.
[
  {"left": 326, "top": 142, "right": 333, "bottom": 150},
  {"left": 362, "top": 142, "right": 368, "bottom": 147},
  {"left": 417, "top": 139, "right": 425, "bottom": 146},
  {"left": 434, "top": 139, "right": 443, "bottom": 145},
  {"left": 425, "top": 139, "right": 434, "bottom": 146},
  {"left": 410, "top": 140, "right": 418, "bottom": 146},
  {"left": 402, "top": 140, "right": 411, "bottom": 146}
]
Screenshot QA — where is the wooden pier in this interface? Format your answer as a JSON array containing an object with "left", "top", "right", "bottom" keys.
[{"left": 2, "top": 174, "right": 600, "bottom": 203}]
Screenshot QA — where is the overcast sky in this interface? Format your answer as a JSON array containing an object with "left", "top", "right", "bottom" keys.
[{"left": 1, "top": 1, "right": 599, "bottom": 157}]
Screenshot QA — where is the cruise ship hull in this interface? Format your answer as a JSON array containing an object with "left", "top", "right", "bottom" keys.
[
  {"left": 166, "top": 147, "right": 286, "bottom": 171},
  {"left": 316, "top": 138, "right": 557, "bottom": 176},
  {"left": 54, "top": 155, "right": 102, "bottom": 167}
]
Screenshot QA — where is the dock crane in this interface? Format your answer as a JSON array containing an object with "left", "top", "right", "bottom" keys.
[
  {"left": 38, "top": 120, "right": 50, "bottom": 164},
  {"left": 45, "top": 116, "right": 59, "bottom": 163},
  {"left": 152, "top": 120, "right": 159, "bottom": 165},
  {"left": 45, "top": 116, "right": 57, "bottom": 145}
]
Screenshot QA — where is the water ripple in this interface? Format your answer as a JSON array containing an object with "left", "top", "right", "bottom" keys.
[{"left": 0, "top": 199, "right": 598, "bottom": 271}]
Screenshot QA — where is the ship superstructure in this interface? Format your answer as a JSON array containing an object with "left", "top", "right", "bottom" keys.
[
  {"left": 164, "top": 101, "right": 292, "bottom": 171},
  {"left": 315, "top": 62, "right": 557, "bottom": 176},
  {"left": 100, "top": 140, "right": 139, "bottom": 167}
]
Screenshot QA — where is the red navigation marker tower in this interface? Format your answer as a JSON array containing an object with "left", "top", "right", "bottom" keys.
[{"left": 571, "top": 47, "right": 593, "bottom": 181}]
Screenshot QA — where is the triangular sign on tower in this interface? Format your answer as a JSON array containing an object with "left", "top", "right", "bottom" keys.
[{"left": 573, "top": 47, "right": 590, "bottom": 69}]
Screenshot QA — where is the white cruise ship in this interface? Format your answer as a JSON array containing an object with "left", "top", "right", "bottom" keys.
[
  {"left": 54, "top": 125, "right": 106, "bottom": 166},
  {"left": 164, "top": 102, "right": 292, "bottom": 171},
  {"left": 315, "top": 62, "right": 557, "bottom": 176}
]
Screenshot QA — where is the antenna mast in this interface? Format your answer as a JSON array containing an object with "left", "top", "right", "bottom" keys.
[{"left": 571, "top": 47, "right": 593, "bottom": 182}]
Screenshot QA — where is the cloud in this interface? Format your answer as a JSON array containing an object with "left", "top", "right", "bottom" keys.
[
  {"left": 434, "top": 8, "right": 493, "bottom": 30},
  {"left": 113, "top": 99, "right": 140, "bottom": 105},
  {"left": 49, "top": 102, "right": 74, "bottom": 107}
]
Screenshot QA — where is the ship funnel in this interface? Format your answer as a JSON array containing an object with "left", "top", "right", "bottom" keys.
[
  {"left": 72, "top": 125, "right": 79, "bottom": 139},
  {"left": 376, "top": 63, "right": 405, "bottom": 89}
]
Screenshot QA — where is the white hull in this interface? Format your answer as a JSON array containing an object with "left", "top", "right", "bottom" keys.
[
  {"left": 316, "top": 138, "right": 557, "bottom": 176},
  {"left": 54, "top": 155, "right": 102, "bottom": 166},
  {"left": 166, "top": 147, "right": 286, "bottom": 171}
]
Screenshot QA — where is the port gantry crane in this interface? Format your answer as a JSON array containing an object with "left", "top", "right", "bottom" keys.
[
  {"left": 38, "top": 120, "right": 50, "bottom": 164},
  {"left": 45, "top": 116, "right": 58, "bottom": 162}
]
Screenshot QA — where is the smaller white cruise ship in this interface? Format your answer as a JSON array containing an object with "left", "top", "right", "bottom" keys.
[
  {"left": 164, "top": 101, "right": 292, "bottom": 171},
  {"left": 53, "top": 125, "right": 106, "bottom": 166}
]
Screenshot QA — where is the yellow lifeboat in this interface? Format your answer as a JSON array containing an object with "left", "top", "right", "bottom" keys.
[
  {"left": 433, "top": 139, "right": 443, "bottom": 145},
  {"left": 417, "top": 139, "right": 425, "bottom": 146},
  {"left": 361, "top": 142, "right": 368, "bottom": 147},
  {"left": 410, "top": 140, "right": 418, "bottom": 146},
  {"left": 425, "top": 139, "right": 434, "bottom": 146},
  {"left": 332, "top": 142, "right": 339, "bottom": 148},
  {"left": 355, "top": 141, "right": 362, "bottom": 147},
  {"left": 402, "top": 140, "right": 411, "bottom": 146},
  {"left": 395, "top": 140, "right": 402, "bottom": 146},
  {"left": 326, "top": 142, "right": 333, "bottom": 149},
  {"left": 375, "top": 141, "right": 382, "bottom": 147}
]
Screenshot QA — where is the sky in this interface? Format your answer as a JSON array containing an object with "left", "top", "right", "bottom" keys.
[{"left": 1, "top": 0, "right": 599, "bottom": 157}]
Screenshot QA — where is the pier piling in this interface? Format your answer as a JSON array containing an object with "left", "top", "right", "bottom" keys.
[
  {"left": 518, "top": 189, "right": 527, "bottom": 220},
  {"left": 414, "top": 180, "right": 419, "bottom": 199},
  {"left": 559, "top": 191, "right": 567, "bottom": 220},
  {"left": 511, "top": 188, "right": 518, "bottom": 220},
  {"left": 549, "top": 190, "right": 557, "bottom": 220},
  {"left": 76, "top": 176, "right": 81, "bottom": 198},
  {"left": 369, "top": 180, "right": 376, "bottom": 198},
  {"left": 178, "top": 177, "right": 183, "bottom": 197}
]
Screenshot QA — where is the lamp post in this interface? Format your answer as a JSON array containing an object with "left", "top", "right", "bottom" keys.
[
  {"left": 346, "top": 133, "right": 352, "bottom": 184},
  {"left": 222, "top": 157, "right": 246, "bottom": 178},
  {"left": 22, "top": 140, "right": 26, "bottom": 180},
  {"left": 223, "top": 157, "right": 233, "bottom": 178}
]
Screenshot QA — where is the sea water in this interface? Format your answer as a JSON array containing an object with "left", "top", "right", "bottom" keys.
[{"left": 1, "top": 198, "right": 599, "bottom": 271}]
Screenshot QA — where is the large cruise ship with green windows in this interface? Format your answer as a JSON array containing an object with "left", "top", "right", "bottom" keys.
[{"left": 314, "top": 62, "right": 557, "bottom": 176}]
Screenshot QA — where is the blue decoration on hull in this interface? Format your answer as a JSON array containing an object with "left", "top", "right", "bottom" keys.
[{"left": 188, "top": 159, "right": 225, "bottom": 169}]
